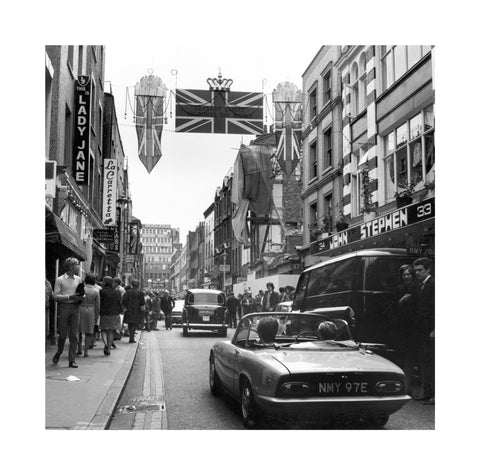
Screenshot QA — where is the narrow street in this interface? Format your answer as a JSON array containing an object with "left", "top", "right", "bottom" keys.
[{"left": 108, "top": 326, "right": 434, "bottom": 430}]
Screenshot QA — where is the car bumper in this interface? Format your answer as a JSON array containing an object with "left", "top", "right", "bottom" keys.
[
  {"left": 183, "top": 323, "right": 227, "bottom": 331},
  {"left": 255, "top": 394, "right": 411, "bottom": 420}
]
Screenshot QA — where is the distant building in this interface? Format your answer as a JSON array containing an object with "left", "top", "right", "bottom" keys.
[{"left": 140, "top": 224, "right": 180, "bottom": 290}]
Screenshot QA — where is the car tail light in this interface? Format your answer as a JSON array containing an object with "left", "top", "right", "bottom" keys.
[
  {"left": 375, "top": 381, "right": 404, "bottom": 394},
  {"left": 279, "top": 382, "right": 314, "bottom": 397}
]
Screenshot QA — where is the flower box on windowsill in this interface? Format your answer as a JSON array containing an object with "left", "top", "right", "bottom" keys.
[
  {"left": 363, "top": 210, "right": 377, "bottom": 222},
  {"left": 396, "top": 195, "right": 413, "bottom": 208},
  {"left": 336, "top": 222, "right": 349, "bottom": 232}
]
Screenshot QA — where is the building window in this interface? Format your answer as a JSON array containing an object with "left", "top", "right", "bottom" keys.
[
  {"left": 309, "top": 88, "right": 317, "bottom": 120},
  {"left": 308, "top": 201, "right": 318, "bottom": 241},
  {"left": 384, "top": 105, "right": 435, "bottom": 202},
  {"left": 324, "top": 194, "right": 333, "bottom": 232},
  {"left": 67, "top": 46, "right": 74, "bottom": 73},
  {"left": 78, "top": 46, "right": 84, "bottom": 76},
  {"left": 323, "top": 128, "right": 332, "bottom": 168},
  {"left": 350, "top": 63, "right": 358, "bottom": 116},
  {"left": 358, "top": 53, "right": 367, "bottom": 112},
  {"left": 64, "top": 104, "right": 73, "bottom": 168},
  {"left": 381, "top": 45, "right": 432, "bottom": 91},
  {"left": 323, "top": 70, "right": 331, "bottom": 105},
  {"left": 309, "top": 140, "right": 318, "bottom": 180}
]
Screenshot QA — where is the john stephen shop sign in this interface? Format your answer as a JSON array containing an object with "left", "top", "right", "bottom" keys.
[
  {"left": 73, "top": 76, "right": 92, "bottom": 184},
  {"left": 311, "top": 199, "right": 435, "bottom": 254}
]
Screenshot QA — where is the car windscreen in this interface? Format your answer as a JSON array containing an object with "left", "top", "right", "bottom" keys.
[
  {"left": 187, "top": 293, "right": 225, "bottom": 306},
  {"left": 233, "top": 312, "right": 353, "bottom": 346}
]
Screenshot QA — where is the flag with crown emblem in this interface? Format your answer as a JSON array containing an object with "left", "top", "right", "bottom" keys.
[{"left": 135, "top": 75, "right": 167, "bottom": 173}]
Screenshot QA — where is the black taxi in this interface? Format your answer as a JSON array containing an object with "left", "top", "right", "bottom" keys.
[{"left": 182, "top": 289, "right": 228, "bottom": 337}]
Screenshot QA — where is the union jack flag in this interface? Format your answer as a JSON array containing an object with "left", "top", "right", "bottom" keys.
[
  {"left": 135, "top": 94, "right": 164, "bottom": 173},
  {"left": 175, "top": 88, "right": 264, "bottom": 134},
  {"left": 274, "top": 101, "right": 303, "bottom": 175},
  {"left": 275, "top": 128, "right": 302, "bottom": 176}
]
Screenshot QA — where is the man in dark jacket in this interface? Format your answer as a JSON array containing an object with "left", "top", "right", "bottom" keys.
[
  {"left": 262, "top": 282, "right": 280, "bottom": 312},
  {"left": 122, "top": 280, "right": 145, "bottom": 343},
  {"left": 413, "top": 258, "right": 435, "bottom": 405},
  {"left": 226, "top": 292, "right": 240, "bottom": 328},
  {"left": 161, "top": 291, "right": 175, "bottom": 330}
]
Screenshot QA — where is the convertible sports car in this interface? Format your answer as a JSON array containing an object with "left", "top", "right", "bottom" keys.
[{"left": 209, "top": 310, "right": 410, "bottom": 428}]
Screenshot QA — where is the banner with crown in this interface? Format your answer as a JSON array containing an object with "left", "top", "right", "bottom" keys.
[
  {"left": 175, "top": 73, "right": 264, "bottom": 135},
  {"left": 273, "top": 82, "right": 303, "bottom": 175},
  {"left": 135, "top": 74, "right": 167, "bottom": 173}
]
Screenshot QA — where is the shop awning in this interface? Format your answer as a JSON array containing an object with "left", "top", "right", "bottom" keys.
[{"left": 46, "top": 213, "right": 87, "bottom": 261}]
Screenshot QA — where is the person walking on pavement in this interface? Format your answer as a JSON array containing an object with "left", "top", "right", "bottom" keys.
[
  {"left": 45, "top": 276, "right": 53, "bottom": 346},
  {"left": 262, "top": 282, "right": 280, "bottom": 312},
  {"left": 52, "top": 257, "right": 84, "bottom": 368},
  {"left": 240, "top": 292, "right": 254, "bottom": 316},
  {"left": 161, "top": 290, "right": 175, "bottom": 330},
  {"left": 152, "top": 292, "right": 162, "bottom": 330},
  {"left": 392, "top": 264, "right": 419, "bottom": 396},
  {"left": 254, "top": 290, "right": 264, "bottom": 312},
  {"left": 226, "top": 292, "right": 239, "bottom": 328},
  {"left": 413, "top": 257, "right": 435, "bottom": 405},
  {"left": 99, "top": 276, "right": 123, "bottom": 356},
  {"left": 79, "top": 273, "right": 100, "bottom": 357},
  {"left": 122, "top": 280, "right": 145, "bottom": 343}
]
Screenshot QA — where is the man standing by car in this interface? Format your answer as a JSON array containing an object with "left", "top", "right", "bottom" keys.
[
  {"left": 226, "top": 292, "right": 240, "bottom": 328},
  {"left": 161, "top": 290, "right": 175, "bottom": 330},
  {"left": 413, "top": 257, "right": 435, "bottom": 405},
  {"left": 262, "top": 282, "right": 280, "bottom": 312}
]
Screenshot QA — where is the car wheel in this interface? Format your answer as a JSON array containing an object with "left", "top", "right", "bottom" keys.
[
  {"left": 209, "top": 357, "right": 222, "bottom": 397},
  {"left": 182, "top": 327, "right": 188, "bottom": 337},
  {"left": 240, "top": 379, "right": 259, "bottom": 428},
  {"left": 219, "top": 328, "right": 227, "bottom": 337}
]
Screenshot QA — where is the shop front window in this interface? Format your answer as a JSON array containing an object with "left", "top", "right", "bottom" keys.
[{"left": 382, "top": 105, "right": 435, "bottom": 200}]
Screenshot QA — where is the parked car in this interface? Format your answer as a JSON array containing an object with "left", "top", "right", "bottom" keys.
[
  {"left": 209, "top": 310, "right": 410, "bottom": 428},
  {"left": 182, "top": 289, "right": 228, "bottom": 337},
  {"left": 171, "top": 299, "right": 184, "bottom": 327},
  {"left": 292, "top": 248, "right": 423, "bottom": 358}
]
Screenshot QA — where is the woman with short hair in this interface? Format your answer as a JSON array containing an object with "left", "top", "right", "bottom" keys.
[{"left": 99, "top": 276, "right": 123, "bottom": 355}]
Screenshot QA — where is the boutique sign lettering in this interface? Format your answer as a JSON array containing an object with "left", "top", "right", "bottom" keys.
[
  {"left": 73, "top": 76, "right": 92, "bottom": 184},
  {"left": 311, "top": 198, "right": 435, "bottom": 255},
  {"left": 102, "top": 159, "right": 118, "bottom": 225}
]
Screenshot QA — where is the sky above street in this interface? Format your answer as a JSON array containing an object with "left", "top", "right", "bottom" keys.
[{"left": 104, "top": 42, "right": 319, "bottom": 243}]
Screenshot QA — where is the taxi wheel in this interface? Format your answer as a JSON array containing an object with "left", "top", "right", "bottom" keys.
[
  {"left": 182, "top": 327, "right": 189, "bottom": 337},
  {"left": 209, "top": 357, "right": 223, "bottom": 397},
  {"left": 241, "top": 379, "right": 259, "bottom": 428},
  {"left": 219, "top": 328, "right": 227, "bottom": 337}
]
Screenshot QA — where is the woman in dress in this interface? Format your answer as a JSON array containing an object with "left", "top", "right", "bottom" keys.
[
  {"left": 99, "top": 276, "right": 123, "bottom": 356},
  {"left": 79, "top": 273, "right": 100, "bottom": 357}
]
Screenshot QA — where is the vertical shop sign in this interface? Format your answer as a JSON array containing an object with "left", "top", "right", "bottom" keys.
[
  {"left": 73, "top": 75, "right": 92, "bottom": 184},
  {"left": 102, "top": 159, "right": 118, "bottom": 225}
]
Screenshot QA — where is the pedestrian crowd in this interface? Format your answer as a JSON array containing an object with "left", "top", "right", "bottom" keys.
[{"left": 49, "top": 257, "right": 176, "bottom": 368}]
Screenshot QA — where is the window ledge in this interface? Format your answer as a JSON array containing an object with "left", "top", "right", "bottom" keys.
[{"left": 322, "top": 166, "right": 333, "bottom": 176}]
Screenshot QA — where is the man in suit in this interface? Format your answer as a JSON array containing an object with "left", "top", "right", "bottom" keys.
[
  {"left": 413, "top": 257, "right": 435, "bottom": 405},
  {"left": 262, "top": 282, "right": 280, "bottom": 312}
]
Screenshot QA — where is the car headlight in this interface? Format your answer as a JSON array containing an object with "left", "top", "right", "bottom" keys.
[
  {"left": 279, "top": 382, "right": 314, "bottom": 397},
  {"left": 375, "top": 381, "right": 404, "bottom": 394}
]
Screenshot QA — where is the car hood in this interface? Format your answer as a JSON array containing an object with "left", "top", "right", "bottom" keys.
[{"left": 264, "top": 348, "right": 402, "bottom": 374}]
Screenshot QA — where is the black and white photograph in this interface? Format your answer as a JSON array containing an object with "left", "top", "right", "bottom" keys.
[{"left": 5, "top": 0, "right": 479, "bottom": 473}]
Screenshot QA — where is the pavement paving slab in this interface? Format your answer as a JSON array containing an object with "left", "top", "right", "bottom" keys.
[{"left": 45, "top": 335, "right": 139, "bottom": 430}]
